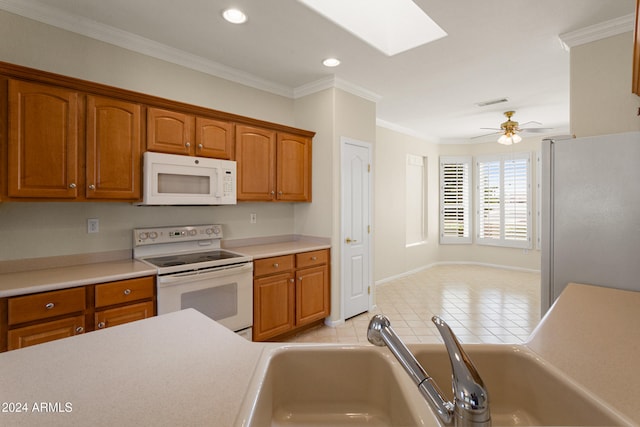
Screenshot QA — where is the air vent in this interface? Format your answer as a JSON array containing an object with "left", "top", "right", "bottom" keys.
[{"left": 476, "top": 98, "right": 509, "bottom": 107}]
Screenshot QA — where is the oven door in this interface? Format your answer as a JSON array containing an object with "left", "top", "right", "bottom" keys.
[{"left": 156, "top": 262, "right": 253, "bottom": 333}]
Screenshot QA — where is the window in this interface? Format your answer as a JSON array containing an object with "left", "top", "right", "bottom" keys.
[
  {"left": 439, "top": 156, "right": 472, "bottom": 244},
  {"left": 476, "top": 152, "right": 532, "bottom": 249},
  {"left": 406, "top": 154, "right": 426, "bottom": 246}
]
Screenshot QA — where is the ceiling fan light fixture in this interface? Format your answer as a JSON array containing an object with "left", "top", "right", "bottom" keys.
[{"left": 497, "top": 133, "right": 522, "bottom": 145}]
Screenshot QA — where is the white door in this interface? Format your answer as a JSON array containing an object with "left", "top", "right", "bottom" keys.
[{"left": 341, "top": 138, "right": 372, "bottom": 320}]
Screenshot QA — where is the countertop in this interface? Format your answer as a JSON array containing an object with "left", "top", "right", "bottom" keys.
[
  {"left": 0, "top": 237, "right": 331, "bottom": 298},
  {"left": 0, "top": 259, "right": 156, "bottom": 298},
  {"left": 0, "top": 309, "right": 265, "bottom": 427}
]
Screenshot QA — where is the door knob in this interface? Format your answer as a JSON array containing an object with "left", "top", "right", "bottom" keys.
[{"left": 345, "top": 237, "right": 358, "bottom": 244}]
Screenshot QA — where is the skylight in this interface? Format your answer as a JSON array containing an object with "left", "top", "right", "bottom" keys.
[{"left": 298, "top": 0, "right": 447, "bottom": 56}]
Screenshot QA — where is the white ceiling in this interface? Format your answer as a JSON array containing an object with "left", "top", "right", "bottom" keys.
[{"left": 3, "top": 0, "right": 636, "bottom": 142}]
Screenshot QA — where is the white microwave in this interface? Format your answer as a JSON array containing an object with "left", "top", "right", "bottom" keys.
[{"left": 141, "top": 152, "right": 236, "bottom": 205}]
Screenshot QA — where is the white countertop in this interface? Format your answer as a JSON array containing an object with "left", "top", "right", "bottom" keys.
[
  {"left": 230, "top": 239, "right": 330, "bottom": 260},
  {"left": 0, "top": 309, "right": 265, "bottom": 427},
  {"left": 0, "top": 259, "right": 156, "bottom": 298}
]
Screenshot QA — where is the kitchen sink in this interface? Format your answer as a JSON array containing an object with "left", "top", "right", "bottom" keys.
[
  {"left": 236, "top": 345, "right": 438, "bottom": 426},
  {"left": 408, "top": 344, "right": 630, "bottom": 427}
]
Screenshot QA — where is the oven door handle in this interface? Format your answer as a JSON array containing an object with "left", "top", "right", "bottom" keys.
[{"left": 157, "top": 262, "right": 253, "bottom": 286}]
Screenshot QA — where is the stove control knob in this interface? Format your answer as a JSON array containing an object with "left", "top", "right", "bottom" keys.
[
  {"left": 149, "top": 231, "right": 159, "bottom": 240},
  {"left": 205, "top": 228, "right": 213, "bottom": 235},
  {"left": 188, "top": 229, "right": 197, "bottom": 236},
  {"left": 212, "top": 225, "right": 221, "bottom": 235},
  {"left": 139, "top": 232, "right": 149, "bottom": 240}
]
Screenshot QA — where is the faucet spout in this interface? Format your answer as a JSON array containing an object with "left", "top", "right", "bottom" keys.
[
  {"left": 367, "top": 314, "right": 491, "bottom": 426},
  {"left": 432, "top": 316, "right": 490, "bottom": 426}
]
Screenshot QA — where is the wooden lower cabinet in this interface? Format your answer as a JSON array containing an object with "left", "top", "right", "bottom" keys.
[
  {"left": 1, "top": 275, "right": 156, "bottom": 352},
  {"left": 253, "top": 249, "right": 330, "bottom": 341},
  {"left": 95, "top": 301, "right": 154, "bottom": 330},
  {"left": 8, "top": 315, "right": 85, "bottom": 351}
]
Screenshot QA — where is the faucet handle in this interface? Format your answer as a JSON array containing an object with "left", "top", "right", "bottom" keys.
[{"left": 432, "top": 316, "right": 491, "bottom": 426}]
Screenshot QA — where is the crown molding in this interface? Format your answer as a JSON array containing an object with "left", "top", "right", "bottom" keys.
[
  {"left": 559, "top": 13, "right": 635, "bottom": 51},
  {"left": 294, "top": 75, "right": 381, "bottom": 103},
  {"left": 0, "top": 0, "right": 294, "bottom": 97}
]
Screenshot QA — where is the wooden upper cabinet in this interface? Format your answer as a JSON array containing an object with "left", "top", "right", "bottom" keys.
[
  {"left": 86, "top": 95, "right": 141, "bottom": 200},
  {"left": 147, "top": 107, "right": 194, "bottom": 155},
  {"left": 195, "top": 117, "right": 234, "bottom": 159},
  {"left": 7, "top": 79, "right": 79, "bottom": 198},
  {"left": 236, "top": 124, "right": 276, "bottom": 201},
  {"left": 147, "top": 107, "right": 233, "bottom": 159},
  {"left": 277, "top": 133, "right": 311, "bottom": 202},
  {"left": 633, "top": 0, "right": 640, "bottom": 95}
]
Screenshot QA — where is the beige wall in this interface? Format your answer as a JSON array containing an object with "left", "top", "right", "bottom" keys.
[
  {"left": 570, "top": 32, "right": 640, "bottom": 137},
  {"left": 0, "top": 10, "right": 302, "bottom": 261}
]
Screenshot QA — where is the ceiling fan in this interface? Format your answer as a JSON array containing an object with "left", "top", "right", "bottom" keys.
[{"left": 476, "top": 111, "right": 551, "bottom": 145}]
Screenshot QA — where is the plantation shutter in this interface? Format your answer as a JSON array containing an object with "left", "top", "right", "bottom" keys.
[{"left": 440, "top": 156, "right": 471, "bottom": 244}]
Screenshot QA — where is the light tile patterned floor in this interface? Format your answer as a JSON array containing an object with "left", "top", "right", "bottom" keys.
[{"left": 283, "top": 264, "right": 541, "bottom": 345}]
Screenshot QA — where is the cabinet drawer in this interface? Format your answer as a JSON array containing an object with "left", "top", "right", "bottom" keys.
[
  {"left": 296, "top": 249, "right": 329, "bottom": 268},
  {"left": 254, "top": 255, "right": 294, "bottom": 277},
  {"left": 95, "top": 276, "right": 155, "bottom": 308},
  {"left": 8, "top": 315, "right": 85, "bottom": 350},
  {"left": 95, "top": 301, "right": 155, "bottom": 329},
  {"left": 8, "top": 287, "right": 86, "bottom": 325}
]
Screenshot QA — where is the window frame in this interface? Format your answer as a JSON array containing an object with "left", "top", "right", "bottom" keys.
[
  {"left": 405, "top": 154, "right": 427, "bottom": 247},
  {"left": 475, "top": 152, "right": 532, "bottom": 249},
  {"left": 439, "top": 156, "right": 472, "bottom": 244}
]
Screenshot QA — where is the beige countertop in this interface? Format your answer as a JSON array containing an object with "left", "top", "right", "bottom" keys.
[
  {"left": 0, "top": 309, "right": 265, "bottom": 427},
  {"left": 527, "top": 282, "right": 640, "bottom": 426},
  {"left": 228, "top": 238, "right": 331, "bottom": 260},
  {"left": 0, "top": 259, "right": 156, "bottom": 298}
]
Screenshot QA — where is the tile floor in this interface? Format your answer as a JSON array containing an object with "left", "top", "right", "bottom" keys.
[{"left": 283, "top": 264, "right": 541, "bottom": 345}]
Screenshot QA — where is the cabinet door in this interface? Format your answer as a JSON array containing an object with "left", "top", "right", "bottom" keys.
[
  {"left": 195, "top": 117, "right": 234, "bottom": 159},
  {"left": 277, "top": 133, "right": 311, "bottom": 201},
  {"left": 86, "top": 95, "right": 142, "bottom": 199},
  {"left": 253, "top": 272, "right": 294, "bottom": 341},
  {"left": 236, "top": 125, "right": 276, "bottom": 201},
  {"left": 7, "top": 79, "right": 79, "bottom": 198},
  {"left": 95, "top": 301, "right": 155, "bottom": 330},
  {"left": 147, "top": 107, "right": 195, "bottom": 155},
  {"left": 8, "top": 315, "right": 85, "bottom": 350},
  {"left": 295, "top": 265, "right": 329, "bottom": 326}
]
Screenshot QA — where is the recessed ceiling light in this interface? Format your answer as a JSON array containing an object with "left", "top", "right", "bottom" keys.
[
  {"left": 222, "top": 8, "right": 247, "bottom": 24},
  {"left": 322, "top": 58, "right": 341, "bottom": 67}
]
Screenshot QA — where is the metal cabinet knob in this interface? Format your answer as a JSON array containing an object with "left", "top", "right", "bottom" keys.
[
  {"left": 69, "top": 183, "right": 76, "bottom": 189},
  {"left": 270, "top": 191, "right": 275, "bottom": 196},
  {"left": 185, "top": 142, "right": 191, "bottom": 148},
  {"left": 198, "top": 143, "right": 203, "bottom": 149},
  {"left": 311, "top": 256, "right": 317, "bottom": 261},
  {"left": 278, "top": 191, "right": 283, "bottom": 196},
  {"left": 88, "top": 184, "right": 96, "bottom": 190},
  {"left": 298, "top": 276, "right": 303, "bottom": 281},
  {"left": 45, "top": 302, "right": 55, "bottom": 310},
  {"left": 97, "top": 322, "right": 106, "bottom": 329},
  {"left": 273, "top": 263, "right": 279, "bottom": 268},
  {"left": 75, "top": 326, "right": 84, "bottom": 333},
  {"left": 289, "top": 278, "right": 294, "bottom": 284},
  {"left": 123, "top": 289, "right": 131, "bottom": 296}
]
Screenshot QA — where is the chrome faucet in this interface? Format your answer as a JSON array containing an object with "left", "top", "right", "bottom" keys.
[{"left": 367, "top": 314, "right": 490, "bottom": 427}]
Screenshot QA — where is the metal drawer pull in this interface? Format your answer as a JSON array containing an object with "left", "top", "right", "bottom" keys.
[
  {"left": 88, "top": 184, "right": 96, "bottom": 190},
  {"left": 75, "top": 327, "right": 84, "bottom": 333},
  {"left": 45, "top": 302, "right": 55, "bottom": 310},
  {"left": 123, "top": 289, "right": 132, "bottom": 296},
  {"left": 69, "top": 183, "right": 76, "bottom": 189},
  {"left": 289, "top": 278, "right": 294, "bottom": 283},
  {"left": 311, "top": 256, "right": 317, "bottom": 261},
  {"left": 273, "top": 263, "right": 279, "bottom": 268},
  {"left": 97, "top": 322, "right": 106, "bottom": 329}
]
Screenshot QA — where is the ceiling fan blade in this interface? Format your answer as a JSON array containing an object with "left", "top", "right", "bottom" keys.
[
  {"left": 479, "top": 127, "right": 502, "bottom": 131},
  {"left": 471, "top": 131, "right": 501, "bottom": 139},
  {"left": 518, "top": 121, "right": 543, "bottom": 127},
  {"left": 520, "top": 127, "right": 553, "bottom": 134}
]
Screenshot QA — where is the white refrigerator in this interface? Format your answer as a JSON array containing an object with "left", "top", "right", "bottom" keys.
[{"left": 541, "top": 131, "right": 640, "bottom": 312}]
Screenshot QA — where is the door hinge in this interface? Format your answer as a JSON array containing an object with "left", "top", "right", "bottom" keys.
[
  {"left": 368, "top": 286, "right": 371, "bottom": 295},
  {"left": 368, "top": 225, "right": 371, "bottom": 234},
  {"left": 368, "top": 164, "right": 371, "bottom": 172}
]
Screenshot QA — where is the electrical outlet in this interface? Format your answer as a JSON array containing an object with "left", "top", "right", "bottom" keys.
[
  {"left": 250, "top": 213, "right": 257, "bottom": 224},
  {"left": 87, "top": 218, "right": 99, "bottom": 233}
]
